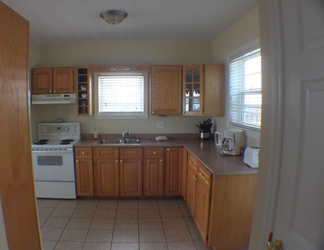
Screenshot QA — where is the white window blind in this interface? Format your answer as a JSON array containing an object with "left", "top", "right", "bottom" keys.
[
  {"left": 229, "top": 48, "right": 262, "bottom": 130},
  {"left": 97, "top": 73, "right": 147, "bottom": 118}
]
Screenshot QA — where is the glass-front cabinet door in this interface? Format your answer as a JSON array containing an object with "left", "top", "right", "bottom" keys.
[{"left": 183, "top": 65, "right": 204, "bottom": 116}]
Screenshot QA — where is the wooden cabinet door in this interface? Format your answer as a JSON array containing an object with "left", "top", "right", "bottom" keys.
[
  {"left": 143, "top": 158, "right": 164, "bottom": 196},
  {"left": 195, "top": 177, "right": 211, "bottom": 243},
  {"left": 150, "top": 66, "right": 182, "bottom": 115},
  {"left": 95, "top": 159, "right": 119, "bottom": 196},
  {"left": 119, "top": 158, "right": 142, "bottom": 197},
  {"left": 182, "top": 65, "right": 204, "bottom": 116},
  {"left": 32, "top": 68, "right": 53, "bottom": 94},
  {"left": 186, "top": 162, "right": 197, "bottom": 216},
  {"left": 182, "top": 148, "right": 188, "bottom": 200},
  {"left": 203, "top": 64, "right": 225, "bottom": 116},
  {"left": 165, "top": 147, "right": 183, "bottom": 196},
  {"left": 75, "top": 158, "right": 94, "bottom": 196},
  {"left": 53, "top": 67, "right": 74, "bottom": 93}
]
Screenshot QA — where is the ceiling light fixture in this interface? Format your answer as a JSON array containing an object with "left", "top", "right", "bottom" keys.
[{"left": 100, "top": 9, "right": 128, "bottom": 25}]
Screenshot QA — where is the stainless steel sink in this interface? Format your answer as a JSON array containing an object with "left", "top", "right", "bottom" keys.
[{"left": 99, "top": 138, "right": 141, "bottom": 145}]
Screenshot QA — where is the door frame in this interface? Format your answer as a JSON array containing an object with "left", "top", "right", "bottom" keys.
[{"left": 249, "top": 0, "right": 284, "bottom": 249}]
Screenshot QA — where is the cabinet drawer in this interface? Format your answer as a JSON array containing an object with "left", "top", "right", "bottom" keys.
[
  {"left": 197, "top": 161, "right": 212, "bottom": 189},
  {"left": 75, "top": 148, "right": 92, "bottom": 158},
  {"left": 144, "top": 148, "right": 164, "bottom": 159},
  {"left": 94, "top": 148, "right": 119, "bottom": 159},
  {"left": 188, "top": 152, "right": 198, "bottom": 171},
  {"left": 120, "top": 148, "right": 143, "bottom": 159}
]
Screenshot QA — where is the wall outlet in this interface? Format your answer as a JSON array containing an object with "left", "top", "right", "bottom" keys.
[
  {"left": 81, "top": 122, "right": 88, "bottom": 129},
  {"left": 157, "top": 122, "right": 165, "bottom": 129}
]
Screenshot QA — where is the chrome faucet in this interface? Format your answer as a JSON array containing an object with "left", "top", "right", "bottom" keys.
[{"left": 122, "top": 129, "right": 130, "bottom": 139}]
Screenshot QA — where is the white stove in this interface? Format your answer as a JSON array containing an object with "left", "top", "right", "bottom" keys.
[{"left": 32, "top": 123, "right": 80, "bottom": 199}]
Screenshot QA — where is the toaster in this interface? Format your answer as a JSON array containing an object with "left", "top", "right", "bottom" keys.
[{"left": 243, "top": 147, "right": 260, "bottom": 168}]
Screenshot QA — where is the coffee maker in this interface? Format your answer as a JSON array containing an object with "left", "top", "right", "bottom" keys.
[{"left": 215, "top": 129, "right": 243, "bottom": 155}]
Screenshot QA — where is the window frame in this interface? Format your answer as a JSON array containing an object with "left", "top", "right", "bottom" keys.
[
  {"left": 226, "top": 38, "right": 261, "bottom": 139},
  {"left": 94, "top": 71, "right": 149, "bottom": 120}
]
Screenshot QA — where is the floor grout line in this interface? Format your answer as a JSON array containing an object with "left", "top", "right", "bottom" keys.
[{"left": 37, "top": 197, "right": 211, "bottom": 250}]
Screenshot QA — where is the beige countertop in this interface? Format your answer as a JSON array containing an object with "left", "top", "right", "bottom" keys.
[{"left": 74, "top": 138, "right": 258, "bottom": 176}]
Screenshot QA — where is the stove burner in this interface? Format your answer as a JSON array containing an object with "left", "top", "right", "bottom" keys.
[
  {"left": 60, "top": 139, "right": 74, "bottom": 143},
  {"left": 59, "top": 142, "right": 71, "bottom": 145},
  {"left": 33, "top": 139, "right": 49, "bottom": 145}
]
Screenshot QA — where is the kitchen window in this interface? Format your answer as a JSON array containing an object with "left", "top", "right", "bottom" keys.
[
  {"left": 94, "top": 72, "right": 148, "bottom": 119},
  {"left": 228, "top": 39, "right": 262, "bottom": 134}
]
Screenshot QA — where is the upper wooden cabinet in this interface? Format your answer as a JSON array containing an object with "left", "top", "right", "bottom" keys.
[
  {"left": 75, "top": 67, "right": 92, "bottom": 116},
  {"left": 182, "top": 64, "right": 224, "bottom": 116},
  {"left": 150, "top": 66, "right": 182, "bottom": 115},
  {"left": 32, "top": 67, "right": 74, "bottom": 94}
]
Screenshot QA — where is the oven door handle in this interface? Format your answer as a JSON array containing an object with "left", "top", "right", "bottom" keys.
[{"left": 32, "top": 149, "right": 74, "bottom": 154}]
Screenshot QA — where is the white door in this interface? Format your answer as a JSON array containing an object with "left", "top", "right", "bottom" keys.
[{"left": 251, "top": 0, "right": 324, "bottom": 249}]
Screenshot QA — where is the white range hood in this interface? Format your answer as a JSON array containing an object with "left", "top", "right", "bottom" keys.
[{"left": 32, "top": 94, "right": 76, "bottom": 105}]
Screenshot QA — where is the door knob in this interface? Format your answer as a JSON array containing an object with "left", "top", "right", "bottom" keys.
[{"left": 266, "top": 232, "right": 283, "bottom": 250}]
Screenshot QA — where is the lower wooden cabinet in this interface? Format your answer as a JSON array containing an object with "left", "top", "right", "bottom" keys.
[
  {"left": 208, "top": 174, "right": 257, "bottom": 250},
  {"left": 95, "top": 158, "right": 119, "bottom": 196},
  {"left": 75, "top": 148, "right": 94, "bottom": 196},
  {"left": 182, "top": 148, "right": 188, "bottom": 200},
  {"left": 186, "top": 152, "right": 198, "bottom": 214},
  {"left": 165, "top": 147, "right": 183, "bottom": 196},
  {"left": 75, "top": 146, "right": 184, "bottom": 198},
  {"left": 195, "top": 162, "right": 212, "bottom": 242},
  {"left": 120, "top": 158, "right": 142, "bottom": 196},
  {"left": 119, "top": 148, "right": 143, "bottom": 197},
  {"left": 143, "top": 148, "right": 164, "bottom": 196},
  {"left": 94, "top": 148, "right": 119, "bottom": 196},
  {"left": 185, "top": 156, "right": 211, "bottom": 243},
  {"left": 185, "top": 152, "right": 257, "bottom": 249}
]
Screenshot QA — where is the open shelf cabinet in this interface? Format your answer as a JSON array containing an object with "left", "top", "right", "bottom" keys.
[{"left": 75, "top": 67, "right": 92, "bottom": 116}]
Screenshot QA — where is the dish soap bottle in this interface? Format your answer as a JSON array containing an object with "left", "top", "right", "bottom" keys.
[{"left": 94, "top": 126, "right": 98, "bottom": 140}]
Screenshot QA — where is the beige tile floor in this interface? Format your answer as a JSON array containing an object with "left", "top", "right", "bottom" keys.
[{"left": 37, "top": 198, "right": 212, "bottom": 250}]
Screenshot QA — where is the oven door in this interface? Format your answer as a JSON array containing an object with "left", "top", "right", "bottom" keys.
[{"left": 32, "top": 149, "right": 75, "bottom": 182}]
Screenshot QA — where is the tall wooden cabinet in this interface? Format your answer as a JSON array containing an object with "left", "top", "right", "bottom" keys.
[
  {"left": 183, "top": 64, "right": 224, "bottom": 116},
  {"left": 150, "top": 66, "right": 182, "bottom": 115},
  {"left": 32, "top": 67, "right": 74, "bottom": 94}
]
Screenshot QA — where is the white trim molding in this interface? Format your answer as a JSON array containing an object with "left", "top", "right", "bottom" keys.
[{"left": 249, "top": 0, "right": 284, "bottom": 249}]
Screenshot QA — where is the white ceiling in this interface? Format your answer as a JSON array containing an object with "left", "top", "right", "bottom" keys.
[{"left": 3, "top": 0, "right": 257, "bottom": 46}]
